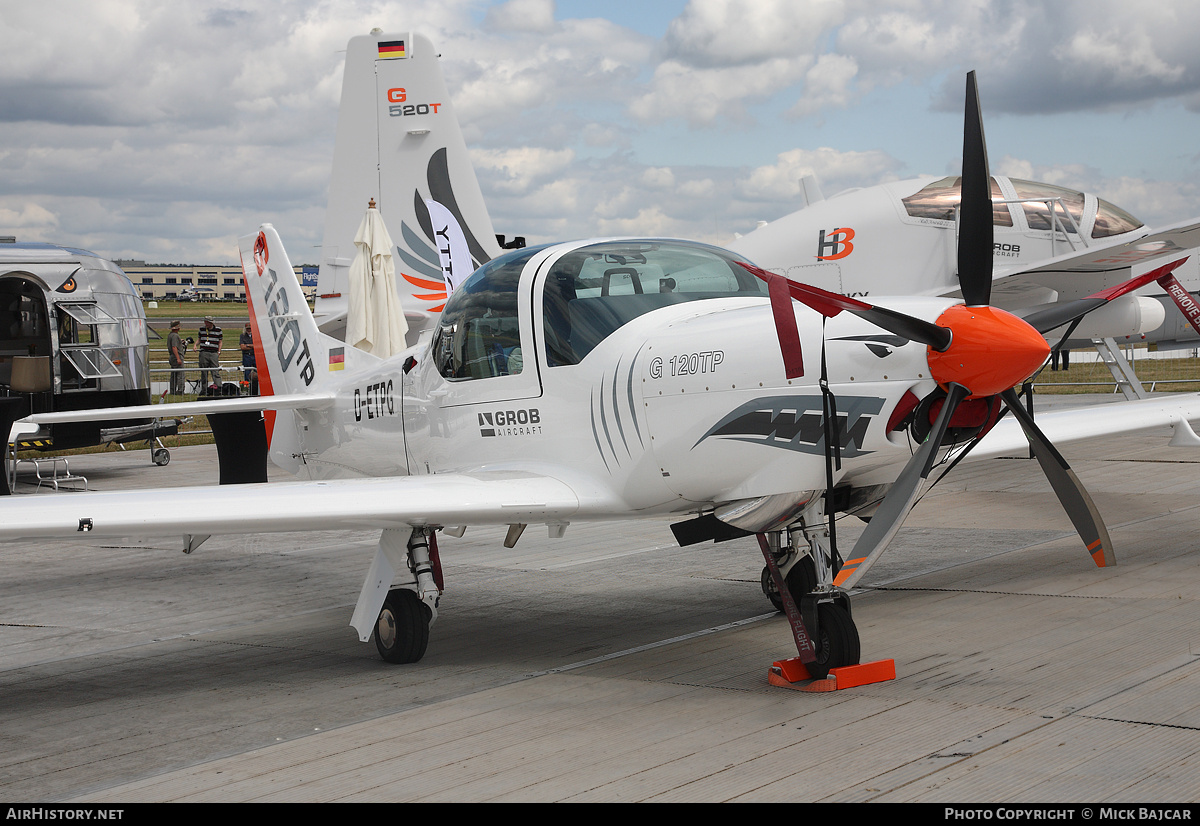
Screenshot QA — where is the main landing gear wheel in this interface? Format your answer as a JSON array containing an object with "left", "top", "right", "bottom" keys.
[
  {"left": 806, "top": 602, "right": 861, "bottom": 680},
  {"left": 152, "top": 448, "right": 170, "bottom": 466},
  {"left": 761, "top": 556, "right": 818, "bottom": 613},
  {"left": 373, "top": 589, "right": 430, "bottom": 664}
]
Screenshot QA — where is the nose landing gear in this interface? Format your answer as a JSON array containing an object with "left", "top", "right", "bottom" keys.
[{"left": 757, "top": 499, "right": 889, "bottom": 686}]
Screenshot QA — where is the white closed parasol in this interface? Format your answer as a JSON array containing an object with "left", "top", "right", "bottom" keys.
[{"left": 346, "top": 200, "right": 409, "bottom": 358}]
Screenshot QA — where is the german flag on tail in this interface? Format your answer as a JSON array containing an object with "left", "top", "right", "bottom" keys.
[{"left": 377, "top": 40, "right": 406, "bottom": 59}]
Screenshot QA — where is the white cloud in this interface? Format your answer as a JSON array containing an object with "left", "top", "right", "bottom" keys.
[
  {"left": 740, "top": 147, "right": 903, "bottom": 201},
  {"left": 786, "top": 54, "right": 859, "bottom": 118},
  {"left": 0, "top": 202, "right": 59, "bottom": 232},
  {"left": 1, "top": 0, "right": 1199, "bottom": 264},
  {"left": 1056, "top": 27, "right": 1185, "bottom": 86},
  {"left": 663, "top": 0, "right": 846, "bottom": 66},
  {"left": 472, "top": 147, "right": 576, "bottom": 195},
  {"left": 485, "top": 0, "right": 558, "bottom": 34},
  {"left": 630, "top": 56, "right": 810, "bottom": 126},
  {"left": 641, "top": 167, "right": 676, "bottom": 189}
]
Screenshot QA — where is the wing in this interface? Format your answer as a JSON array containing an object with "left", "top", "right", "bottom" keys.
[
  {"left": 969, "top": 394, "right": 1200, "bottom": 462},
  {"left": 957, "top": 218, "right": 1200, "bottom": 304},
  {"left": 21, "top": 391, "right": 336, "bottom": 425},
  {"left": 0, "top": 471, "right": 580, "bottom": 544}
]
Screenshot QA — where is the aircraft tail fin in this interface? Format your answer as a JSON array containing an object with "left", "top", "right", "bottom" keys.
[
  {"left": 316, "top": 32, "right": 504, "bottom": 342},
  {"left": 240, "top": 223, "right": 379, "bottom": 392},
  {"left": 242, "top": 225, "right": 380, "bottom": 472}
]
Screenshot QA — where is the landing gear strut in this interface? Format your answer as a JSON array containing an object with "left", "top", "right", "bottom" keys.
[
  {"left": 759, "top": 500, "right": 861, "bottom": 679},
  {"left": 353, "top": 527, "right": 443, "bottom": 664}
]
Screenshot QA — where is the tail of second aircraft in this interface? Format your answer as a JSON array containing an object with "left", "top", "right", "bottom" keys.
[{"left": 315, "top": 31, "right": 505, "bottom": 343}]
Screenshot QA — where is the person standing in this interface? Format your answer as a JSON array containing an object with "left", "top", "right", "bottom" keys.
[
  {"left": 167, "top": 320, "right": 185, "bottom": 396},
  {"left": 197, "top": 316, "right": 223, "bottom": 393},
  {"left": 239, "top": 322, "right": 258, "bottom": 395}
]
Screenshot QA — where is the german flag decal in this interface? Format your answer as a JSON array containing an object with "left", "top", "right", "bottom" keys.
[
  {"left": 329, "top": 347, "right": 345, "bottom": 371},
  {"left": 377, "top": 40, "right": 406, "bottom": 59}
]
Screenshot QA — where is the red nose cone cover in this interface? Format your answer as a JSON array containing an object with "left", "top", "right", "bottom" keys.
[{"left": 927, "top": 305, "right": 1050, "bottom": 397}]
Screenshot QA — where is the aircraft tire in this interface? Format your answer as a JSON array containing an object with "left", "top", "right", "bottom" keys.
[
  {"left": 806, "top": 602, "right": 860, "bottom": 680},
  {"left": 760, "top": 556, "right": 817, "bottom": 613},
  {"left": 152, "top": 448, "right": 170, "bottom": 466},
  {"left": 373, "top": 589, "right": 430, "bottom": 664}
]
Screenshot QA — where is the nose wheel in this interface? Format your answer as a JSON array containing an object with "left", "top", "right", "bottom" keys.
[
  {"left": 758, "top": 522, "right": 885, "bottom": 687},
  {"left": 805, "top": 601, "right": 860, "bottom": 679}
]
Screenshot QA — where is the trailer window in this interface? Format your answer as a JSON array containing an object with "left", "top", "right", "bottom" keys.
[
  {"left": 57, "top": 302, "right": 117, "bottom": 326},
  {"left": 61, "top": 348, "right": 121, "bottom": 380}
]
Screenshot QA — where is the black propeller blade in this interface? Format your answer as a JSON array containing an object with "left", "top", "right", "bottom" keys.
[
  {"left": 835, "top": 382, "right": 970, "bottom": 588},
  {"left": 1000, "top": 389, "right": 1115, "bottom": 567},
  {"left": 958, "top": 71, "right": 994, "bottom": 308}
]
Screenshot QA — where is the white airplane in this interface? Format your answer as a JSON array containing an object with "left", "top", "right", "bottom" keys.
[
  {"left": 315, "top": 32, "right": 1200, "bottom": 361},
  {"left": 314, "top": 32, "right": 503, "bottom": 344},
  {"left": 729, "top": 173, "right": 1200, "bottom": 352},
  {"left": 4, "top": 72, "right": 1200, "bottom": 680}
]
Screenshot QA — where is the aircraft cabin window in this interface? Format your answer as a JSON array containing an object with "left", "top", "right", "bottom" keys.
[
  {"left": 432, "top": 245, "right": 546, "bottom": 381},
  {"left": 1009, "top": 179, "right": 1086, "bottom": 233},
  {"left": 900, "top": 176, "right": 1014, "bottom": 226},
  {"left": 1093, "top": 197, "right": 1143, "bottom": 239},
  {"left": 542, "top": 241, "right": 766, "bottom": 366}
]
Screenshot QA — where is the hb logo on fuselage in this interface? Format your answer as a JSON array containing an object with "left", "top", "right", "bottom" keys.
[{"left": 816, "top": 228, "right": 855, "bottom": 261}]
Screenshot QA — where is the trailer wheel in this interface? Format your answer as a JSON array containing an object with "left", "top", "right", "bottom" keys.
[{"left": 152, "top": 448, "right": 170, "bottom": 466}]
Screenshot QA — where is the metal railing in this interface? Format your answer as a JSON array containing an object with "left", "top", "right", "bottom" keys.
[
  {"left": 956, "top": 196, "right": 1087, "bottom": 258},
  {"left": 1033, "top": 346, "right": 1200, "bottom": 394},
  {"left": 149, "top": 361, "right": 260, "bottom": 440}
]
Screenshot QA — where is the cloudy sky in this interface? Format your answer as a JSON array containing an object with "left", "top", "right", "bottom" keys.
[{"left": 3, "top": 0, "right": 1200, "bottom": 264}]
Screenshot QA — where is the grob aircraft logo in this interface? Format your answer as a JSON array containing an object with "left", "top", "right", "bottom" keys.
[{"left": 479, "top": 408, "right": 542, "bottom": 437}]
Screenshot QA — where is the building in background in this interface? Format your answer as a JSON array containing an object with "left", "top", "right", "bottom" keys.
[{"left": 114, "top": 261, "right": 317, "bottom": 302}]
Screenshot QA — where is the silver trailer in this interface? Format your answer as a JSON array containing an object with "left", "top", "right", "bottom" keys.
[{"left": 0, "top": 242, "right": 151, "bottom": 450}]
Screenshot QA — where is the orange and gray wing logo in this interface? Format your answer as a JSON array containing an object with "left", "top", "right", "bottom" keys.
[{"left": 394, "top": 148, "right": 495, "bottom": 312}]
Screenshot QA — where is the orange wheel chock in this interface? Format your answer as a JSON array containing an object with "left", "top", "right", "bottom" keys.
[{"left": 768, "top": 657, "right": 896, "bottom": 692}]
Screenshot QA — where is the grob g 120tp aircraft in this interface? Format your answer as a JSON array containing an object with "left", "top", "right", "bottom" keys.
[
  {"left": 4, "top": 43, "right": 1200, "bottom": 675},
  {"left": 6, "top": 73, "right": 1200, "bottom": 677}
]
